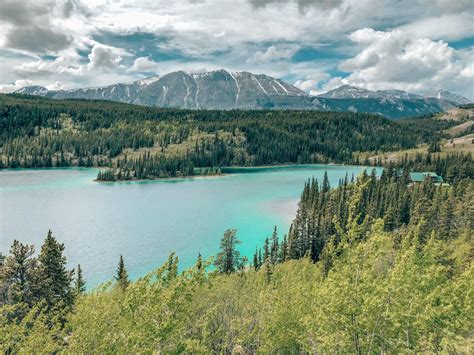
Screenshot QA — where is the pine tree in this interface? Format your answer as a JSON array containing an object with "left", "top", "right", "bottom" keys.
[
  {"left": 437, "top": 193, "right": 456, "bottom": 240},
  {"left": 383, "top": 205, "right": 398, "bottom": 231},
  {"left": 0, "top": 240, "right": 39, "bottom": 307},
  {"left": 165, "top": 253, "right": 178, "bottom": 282},
  {"left": 115, "top": 255, "right": 130, "bottom": 291},
  {"left": 253, "top": 248, "right": 260, "bottom": 270},
  {"left": 263, "top": 237, "right": 270, "bottom": 262},
  {"left": 270, "top": 226, "right": 279, "bottom": 264},
  {"left": 214, "top": 229, "right": 241, "bottom": 274},
  {"left": 75, "top": 264, "right": 86, "bottom": 295},
  {"left": 195, "top": 253, "right": 203, "bottom": 270},
  {"left": 38, "top": 230, "right": 74, "bottom": 309},
  {"left": 279, "top": 234, "right": 288, "bottom": 262},
  {"left": 264, "top": 259, "right": 272, "bottom": 283}
]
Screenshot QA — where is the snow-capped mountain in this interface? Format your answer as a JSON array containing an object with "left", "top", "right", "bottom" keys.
[
  {"left": 426, "top": 90, "right": 471, "bottom": 105},
  {"left": 318, "top": 85, "right": 424, "bottom": 100},
  {"left": 13, "top": 71, "right": 468, "bottom": 118},
  {"left": 15, "top": 85, "right": 51, "bottom": 96},
  {"left": 318, "top": 85, "right": 471, "bottom": 105},
  {"left": 16, "top": 70, "right": 306, "bottom": 110}
]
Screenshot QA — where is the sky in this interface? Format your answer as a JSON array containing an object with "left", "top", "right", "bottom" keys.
[{"left": 0, "top": 0, "right": 473, "bottom": 99}]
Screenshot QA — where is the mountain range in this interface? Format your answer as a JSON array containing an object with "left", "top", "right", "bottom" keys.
[{"left": 15, "top": 69, "right": 471, "bottom": 119}]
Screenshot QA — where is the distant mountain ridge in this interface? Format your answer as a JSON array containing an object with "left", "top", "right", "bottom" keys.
[
  {"left": 14, "top": 70, "right": 470, "bottom": 118},
  {"left": 428, "top": 90, "right": 472, "bottom": 105},
  {"left": 317, "top": 84, "right": 470, "bottom": 104}
]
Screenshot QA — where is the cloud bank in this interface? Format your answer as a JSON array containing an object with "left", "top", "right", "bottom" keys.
[{"left": 0, "top": 0, "right": 472, "bottom": 98}]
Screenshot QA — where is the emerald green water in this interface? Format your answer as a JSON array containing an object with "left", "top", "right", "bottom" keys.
[{"left": 0, "top": 165, "right": 371, "bottom": 288}]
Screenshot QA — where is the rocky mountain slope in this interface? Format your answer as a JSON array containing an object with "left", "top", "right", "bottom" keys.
[
  {"left": 16, "top": 70, "right": 306, "bottom": 110},
  {"left": 427, "top": 90, "right": 472, "bottom": 105},
  {"left": 15, "top": 70, "right": 470, "bottom": 118},
  {"left": 317, "top": 84, "right": 471, "bottom": 106}
]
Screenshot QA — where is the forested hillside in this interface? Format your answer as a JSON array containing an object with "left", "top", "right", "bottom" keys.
[
  {"left": 0, "top": 94, "right": 457, "bottom": 180},
  {"left": 1, "top": 154, "right": 472, "bottom": 353}
]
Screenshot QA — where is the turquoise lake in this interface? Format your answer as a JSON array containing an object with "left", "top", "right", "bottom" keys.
[{"left": 0, "top": 165, "right": 372, "bottom": 288}]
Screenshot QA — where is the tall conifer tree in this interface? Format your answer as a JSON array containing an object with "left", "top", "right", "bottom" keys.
[
  {"left": 38, "top": 230, "right": 74, "bottom": 309},
  {"left": 115, "top": 255, "right": 130, "bottom": 291}
]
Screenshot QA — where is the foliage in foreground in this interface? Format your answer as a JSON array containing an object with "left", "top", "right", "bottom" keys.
[{"left": 1, "top": 221, "right": 472, "bottom": 353}]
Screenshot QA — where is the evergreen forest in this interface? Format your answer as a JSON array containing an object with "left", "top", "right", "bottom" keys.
[{"left": 0, "top": 94, "right": 459, "bottom": 180}]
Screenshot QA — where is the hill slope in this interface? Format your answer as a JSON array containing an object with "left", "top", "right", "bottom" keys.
[{"left": 0, "top": 94, "right": 456, "bottom": 173}]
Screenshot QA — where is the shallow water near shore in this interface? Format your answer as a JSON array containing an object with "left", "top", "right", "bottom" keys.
[{"left": 0, "top": 164, "right": 376, "bottom": 288}]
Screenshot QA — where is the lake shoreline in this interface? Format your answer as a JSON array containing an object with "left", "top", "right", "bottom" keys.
[
  {"left": 94, "top": 161, "right": 374, "bottom": 183},
  {"left": 94, "top": 173, "right": 230, "bottom": 183},
  {"left": 0, "top": 162, "right": 376, "bottom": 183}
]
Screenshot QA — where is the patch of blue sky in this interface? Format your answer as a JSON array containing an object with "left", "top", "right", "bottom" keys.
[
  {"left": 448, "top": 37, "right": 474, "bottom": 49},
  {"left": 76, "top": 47, "right": 92, "bottom": 63},
  {"left": 328, "top": 69, "right": 349, "bottom": 78},
  {"left": 92, "top": 31, "right": 189, "bottom": 62},
  {"left": 40, "top": 55, "right": 58, "bottom": 61},
  {"left": 292, "top": 46, "right": 347, "bottom": 63}
]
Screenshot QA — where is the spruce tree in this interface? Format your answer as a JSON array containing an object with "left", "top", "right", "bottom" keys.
[
  {"left": 115, "top": 255, "right": 130, "bottom": 291},
  {"left": 75, "top": 264, "right": 86, "bottom": 295},
  {"left": 270, "top": 226, "right": 279, "bottom": 264},
  {"left": 196, "top": 253, "right": 203, "bottom": 270},
  {"left": 38, "top": 230, "right": 74, "bottom": 309},
  {"left": 383, "top": 206, "right": 398, "bottom": 231},
  {"left": 214, "top": 229, "right": 241, "bottom": 274},
  {"left": 263, "top": 237, "right": 270, "bottom": 262},
  {"left": 253, "top": 248, "right": 260, "bottom": 270},
  {"left": 437, "top": 193, "right": 456, "bottom": 240},
  {"left": 264, "top": 259, "right": 272, "bottom": 283},
  {"left": 0, "top": 240, "right": 39, "bottom": 307},
  {"left": 165, "top": 253, "right": 178, "bottom": 283},
  {"left": 279, "top": 235, "right": 288, "bottom": 262}
]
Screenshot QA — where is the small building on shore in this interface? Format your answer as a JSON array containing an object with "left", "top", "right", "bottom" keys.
[{"left": 408, "top": 172, "right": 449, "bottom": 186}]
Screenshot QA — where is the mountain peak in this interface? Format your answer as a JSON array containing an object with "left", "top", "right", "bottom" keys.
[
  {"left": 317, "top": 85, "right": 372, "bottom": 99},
  {"left": 318, "top": 85, "right": 469, "bottom": 104},
  {"left": 15, "top": 85, "right": 49, "bottom": 96},
  {"left": 427, "top": 90, "right": 471, "bottom": 105},
  {"left": 135, "top": 75, "right": 161, "bottom": 86},
  {"left": 11, "top": 71, "right": 461, "bottom": 118}
]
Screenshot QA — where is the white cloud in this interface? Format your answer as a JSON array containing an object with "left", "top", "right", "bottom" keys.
[
  {"left": 87, "top": 45, "right": 129, "bottom": 70},
  {"left": 294, "top": 71, "right": 330, "bottom": 92},
  {"left": 248, "top": 45, "right": 300, "bottom": 64},
  {"left": 0, "top": 0, "right": 473, "bottom": 97},
  {"left": 399, "top": 13, "right": 474, "bottom": 41},
  {"left": 127, "top": 57, "right": 159, "bottom": 73},
  {"left": 309, "top": 76, "right": 347, "bottom": 96},
  {"left": 0, "top": 79, "right": 34, "bottom": 93},
  {"left": 46, "top": 81, "right": 66, "bottom": 90},
  {"left": 337, "top": 28, "right": 474, "bottom": 98}
]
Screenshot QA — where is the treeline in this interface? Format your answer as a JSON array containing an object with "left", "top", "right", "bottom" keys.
[
  {"left": 0, "top": 94, "right": 455, "bottom": 175},
  {"left": 0, "top": 158, "right": 472, "bottom": 352}
]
